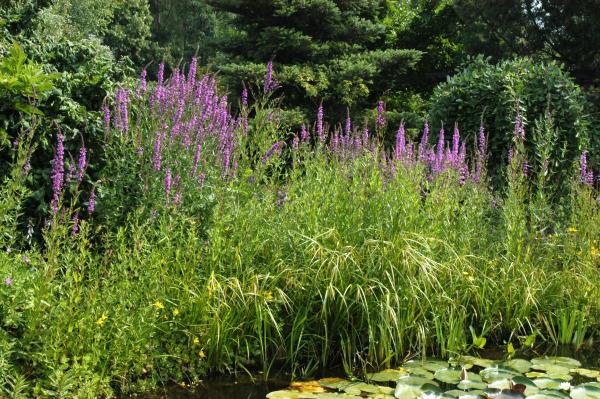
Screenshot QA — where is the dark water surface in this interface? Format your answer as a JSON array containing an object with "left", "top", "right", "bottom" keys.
[{"left": 131, "top": 345, "right": 600, "bottom": 399}]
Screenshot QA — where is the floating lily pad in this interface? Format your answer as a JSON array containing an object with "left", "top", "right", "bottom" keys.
[
  {"left": 531, "top": 364, "right": 572, "bottom": 376},
  {"left": 532, "top": 357, "right": 582, "bottom": 369},
  {"left": 458, "top": 379, "right": 487, "bottom": 390},
  {"left": 266, "top": 390, "right": 319, "bottom": 399},
  {"left": 444, "top": 390, "right": 484, "bottom": 398},
  {"left": 314, "top": 393, "right": 362, "bottom": 399},
  {"left": 527, "top": 391, "right": 571, "bottom": 399},
  {"left": 342, "top": 382, "right": 385, "bottom": 395},
  {"left": 503, "top": 359, "right": 533, "bottom": 373},
  {"left": 572, "top": 369, "right": 600, "bottom": 379},
  {"left": 394, "top": 384, "right": 423, "bottom": 399},
  {"left": 480, "top": 367, "right": 521, "bottom": 383},
  {"left": 570, "top": 385, "right": 600, "bottom": 399},
  {"left": 405, "top": 360, "right": 449, "bottom": 373},
  {"left": 367, "top": 369, "right": 408, "bottom": 382},
  {"left": 289, "top": 381, "right": 327, "bottom": 393},
  {"left": 319, "top": 378, "right": 351, "bottom": 390},
  {"left": 533, "top": 378, "right": 571, "bottom": 390},
  {"left": 488, "top": 379, "right": 513, "bottom": 390},
  {"left": 398, "top": 376, "right": 439, "bottom": 388},
  {"left": 513, "top": 375, "right": 539, "bottom": 395},
  {"left": 435, "top": 368, "right": 466, "bottom": 384},
  {"left": 453, "top": 356, "right": 496, "bottom": 369}
]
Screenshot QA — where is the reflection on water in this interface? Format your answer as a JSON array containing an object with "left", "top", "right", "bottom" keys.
[{"left": 131, "top": 344, "right": 600, "bottom": 399}]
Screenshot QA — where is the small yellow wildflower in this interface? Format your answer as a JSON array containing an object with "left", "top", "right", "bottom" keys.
[
  {"left": 592, "top": 247, "right": 598, "bottom": 257},
  {"left": 193, "top": 337, "right": 200, "bottom": 345},
  {"left": 462, "top": 271, "right": 470, "bottom": 276},
  {"left": 96, "top": 313, "right": 108, "bottom": 326},
  {"left": 173, "top": 308, "right": 180, "bottom": 317},
  {"left": 566, "top": 227, "right": 578, "bottom": 233},
  {"left": 198, "top": 350, "right": 206, "bottom": 359},
  {"left": 264, "top": 291, "right": 274, "bottom": 301},
  {"left": 153, "top": 301, "right": 164, "bottom": 310}
]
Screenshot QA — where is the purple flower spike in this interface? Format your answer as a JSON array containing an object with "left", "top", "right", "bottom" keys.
[
  {"left": 316, "top": 103, "right": 324, "bottom": 143},
  {"left": 395, "top": 121, "right": 406, "bottom": 161},
  {"left": 165, "top": 168, "right": 172, "bottom": 204},
  {"left": 76, "top": 146, "right": 87, "bottom": 183},
  {"left": 50, "top": 131, "right": 65, "bottom": 214},
  {"left": 301, "top": 124, "right": 310, "bottom": 143},
  {"left": 4, "top": 277, "right": 13, "bottom": 286},
  {"left": 581, "top": 150, "right": 589, "bottom": 184},
  {"left": 263, "top": 61, "right": 280, "bottom": 93},
  {"left": 376, "top": 100, "right": 385, "bottom": 129},
  {"left": 72, "top": 211, "right": 79, "bottom": 235},
  {"left": 88, "top": 188, "right": 96, "bottom": 214}
]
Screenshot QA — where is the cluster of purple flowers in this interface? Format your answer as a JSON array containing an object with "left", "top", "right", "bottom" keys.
[{"left": 580, "top": 150, "right": 595, "bottom": 186}]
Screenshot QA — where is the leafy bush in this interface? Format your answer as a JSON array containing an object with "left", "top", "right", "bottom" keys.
[{"left": 429, "top": 57, "right": 590, "bottom": 184}]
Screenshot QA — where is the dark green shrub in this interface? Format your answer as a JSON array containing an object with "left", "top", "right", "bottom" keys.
[{"left": 429, "top": 57, "right": 589, "bottom": 183}]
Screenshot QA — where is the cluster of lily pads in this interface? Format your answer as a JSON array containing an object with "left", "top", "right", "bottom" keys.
[{"left": 267, "top": 356, "right": 600, "bottom": 399}]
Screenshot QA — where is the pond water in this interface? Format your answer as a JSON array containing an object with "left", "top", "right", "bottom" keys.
[{"left": 134, "top": 345, "right": 600, "bottom": 399}]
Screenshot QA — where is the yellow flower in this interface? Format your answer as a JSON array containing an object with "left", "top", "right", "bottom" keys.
[
  {"left": 566, "top": 227, "right": 578, "bottom": 233},
  {"left": 193, "top": 337, "right": 200, "bottom": 345},
  {"left": 153, "top": 301, "right": 164, "bottom": 310},
  {"left": 198, "top": 350, "right": 206, "bottom": 359},
  {"left": 462, "top": 271, "right": 470, "bottom": 276},
  {"left": 592, "top": 247, "right": 598, "bottom": 257},
  {"left": 264, "top": 291, "right": 274, "bottom": 301},
  {"left": 172, "top": 308, "right": 180, "bottom": 317},
  {"left": 96, "top": 313, "right": 108, "bottom": 326}
]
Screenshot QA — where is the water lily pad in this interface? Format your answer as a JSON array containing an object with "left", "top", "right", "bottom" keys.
[
  {"left": 319, "top": 378, "right": 351, "bottom": 390},
  {"left": 444, "top": 390, "right": 484, "bottom": 398},
  {"left": 488, "top": 379, "right": 513, "bottom": 390},
  {"left": 435, "top": 368, "right": 466, "bottom": 384},
  {"left": 342, "top": 382, "right": 385, "bottom": 395},
  {"left": 531, "top": 364, "right": 572, "bottom": 376},
  {"left": 570, "top": 385, "right": 600, "bottom": 399},
  {"left": 532, "top": 357, "right": 582, "bottom": 369},
  {"left": 394, "top": 384, "right": 423, "bottom": 399},
  {"left": 290, "top": 381, "right": 327, "bottom": 393},
  {"left": 503, "top": 359, "right": 533, "bottom": 373},
  {"left": 513, "top": 375, "right": 539, "bottom": 395},
  {"left": 315, "top": 393, "right": 362, "bottom": 399},
  {"left": 267, "top": 390, "right": 319, "bottom": 399},
  {"left": 527, "top": 392, "right": 570, "bottom": 399},
  {"left": 480, "top": 367, "right": 521, "bottom": 383},
  {"left": 533, "top": 378, "right": 571, "bottom": 390},
  {"left": 572, "top": 369, "right": 600, "bottom": 379},
  {"left": 453, "top": 356, "right": 496, "bottom": 369},
  {"left": 398, "top": 376, "right": 439, "bottom": 388},
  {"left": 458, "top": 379, "right": 487, "bottom": 390},
  {"left": 368, "top": 369, "right": 408, "bottom": 382}
]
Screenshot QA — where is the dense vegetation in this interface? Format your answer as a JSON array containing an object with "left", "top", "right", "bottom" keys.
[{"left": 1, "top": 1, "right": 600, "bottom": 398}]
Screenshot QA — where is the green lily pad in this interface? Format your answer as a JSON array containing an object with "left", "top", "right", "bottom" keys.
[
  {"left": 405, "top": 360, "right": 449, "bottom": 372},
  {"left": 513, "top": 375, "right": 539, "bottom": 395},
  {"left": 319, "top": 378, "right": 351, "bottom": 390},
  {"left": 503, "top": 359, "right": 533, "bottom": 373},
  {"left": 570, "top": 385, "right": 600, "bottom": 399},
  {"left": 266, "top": 390, "right": 318, "bottom": 399},
  {"left": 527, "top": 392, "right": 571, "bottom": 399},
  {"left": 531, "top": 364, "right": 572, "bottom": 376},
  {"left": 435, "top": 368, "right": 466, "bottom": 384},
  {"left": 444, "top": 390, "right": 484, "bottom": 398},
  {"left": 572, "top": 369, "right": 600, "bottom": 379},
  {"left": 394, "top": 384, "right": 423, "bottom": 399},
  {"left": 532, "top": 357, "right": 582, "bottom": 369},
  {"left": 453, "top": 356, "right": 496, "bottom": 369},
  {"left": 533, "top": 378, "right": 571, "bottom": 390},
  {"left": 367, "top": 369, "right": 408, "bottom": 382},
  {"left": 488, "top": 379, "right": 513, "bottom": 390},
  {"left": 342, "top": 382, "right": 385, "bottom": 395},
  {"left": 480, "top": 367, "right": 521, "bottom": 383},
  {"left": 314, "top": 393, "right": 362, "bottom": 399},
  {"left": 458, "top": 379, "right": 487, "bottom": 390},
  {"left": 397, "top": 376, "right": 439, "bottom": 388}
]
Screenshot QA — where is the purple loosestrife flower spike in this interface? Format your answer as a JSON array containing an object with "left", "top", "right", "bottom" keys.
[
  {"left": 50, "top": 131, "right": 65, "bottom": 214},
  {"left": 192, "top": 143, "right": 202, "bottom": 177},
  {"left": 88, "top": 188, "right": 95, "bottom": 214},
  {"left": 316, "top": 102, "right": 324, "bottom": 143},
  {"left": 71, "top": 212, "right": 79, "bottom": 235},
  {"left": 262, "top": 141, "right": 283, "bottom": 163},
  {"left": 345, "top": 111, "right": 351, "bottom": 136},
  {"left": 376, "top": 100, "right": 385, "bottom": 129},
  {"left": 452, "top": 123, "right": 460, "bottom": 164},
  {"left": 66, "top": 163, "right": 75, "bottom": 184},
  {"left": 523, "top": 160, "right": 529, "bottom": 177},
  {"left": 581, "top": 150, "right": 588, "bottom": 184},
  {"left": 301, "top": 124, "right": 309, "bottom": 143},
  {"left": 436, "top": 127, "right": 445, "bottom": 173},
  {"left": 395, "top": 121, "right": 406, "bottom": 161},
  {"left": 241, "top": 87, "right": 248, "bottom": 108},
  {"left": 136, "top": 69, "right": 147, "bottom": 98},
  {"left": 263, "top": 61, "right": 280, "bottom": 93},
  {"left": 158, "top": 62, "right": 165, "bottom": 87},
  {"left": 292, "top": 135, "right": 299, "bottom": 151},
  {"left": 363, "top": 124, "right": 369, "bottom": 146},
  {"left": 76, "top": 146, "right": 87, "bottom": 183}
]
